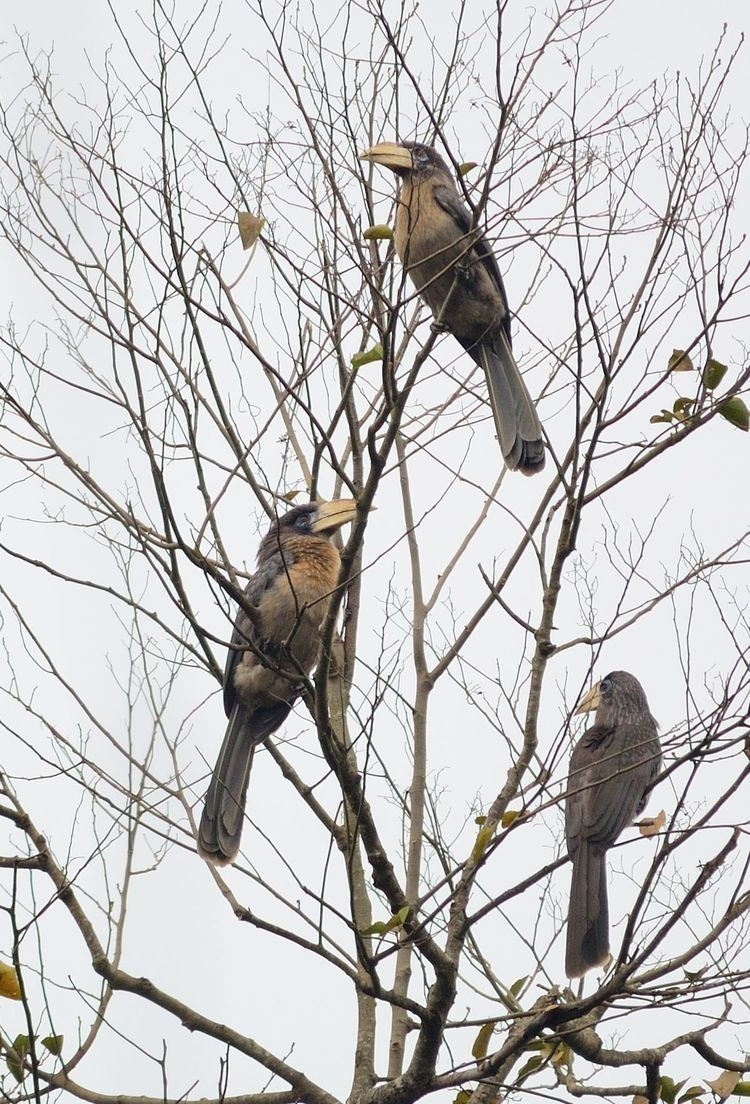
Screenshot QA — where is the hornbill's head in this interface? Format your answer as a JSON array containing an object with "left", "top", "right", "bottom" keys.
[
  {"left": 259, "top": 499, "right": 361, "bottom": 559},
  {"left": 575, "top": 670, "right": 653, "bottom": 727},
  {"left": 359, "top": 140, "right": 450, "bottom": 181}
]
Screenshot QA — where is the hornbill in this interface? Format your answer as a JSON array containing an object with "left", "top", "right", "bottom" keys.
[
  {"left": 359, "top": 140, "right": 544, "bottom": 474},
  {"left": 565, "top": 671, "right": 662, "bottom": 977},
  {"left": 198, "top": 499, "right": 359, "bottom": 865}
]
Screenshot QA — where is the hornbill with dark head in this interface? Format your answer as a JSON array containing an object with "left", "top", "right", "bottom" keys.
[
  {"left": 359, "top": 140, "right": 544, "bottom": 474},
  {"left": 198, "top": 499, "right": 359, "bottom": 865},
  {"left": 565, "top": 671, "right": 662, "bottom": 977}
]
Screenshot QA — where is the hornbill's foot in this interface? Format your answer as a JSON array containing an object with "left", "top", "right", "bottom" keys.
[{"left": 430, "top": 320, "right": 449, "bottom": 335}]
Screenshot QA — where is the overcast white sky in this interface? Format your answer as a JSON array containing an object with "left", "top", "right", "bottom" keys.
[{"left": 1, "top": 1, "right": 750, "bottom": 1101}]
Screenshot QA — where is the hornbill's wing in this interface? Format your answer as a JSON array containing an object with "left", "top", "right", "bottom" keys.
[
  {"left": 432, "top": 183, "right": 513, "bottom": 346},
  {"left": 567, "top": 723, "right": 657, "bottom": 852},
  {"left": 202, "top": 546, "right": 296, "bottom": 866},
  {"left": 566, "top": 723, "right": 613, "bottom": 854},
  {"left": 222, "top": 547, "right": 290, "bottom": 718}
]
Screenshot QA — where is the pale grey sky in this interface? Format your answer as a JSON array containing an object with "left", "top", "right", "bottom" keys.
[{"left": 1, "top": 1, "right": 749, "bottom": 1100}]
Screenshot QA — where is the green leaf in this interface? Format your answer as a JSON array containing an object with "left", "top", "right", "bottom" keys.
[
  {"left": 360, "top": 920, "right": 387, "bottom": 935},
  {"left": 5, "top": 1036, "right": 30, "bottom": 1081},
  {"left": 363, "top": 224, "right": 393, "bottom": 240},
  {"left": 717, "top": 396, "right": 749, "bottom": 432},
  {"left": 734, "top": 1084, "right": 750, "bottom": 1096},
  {"left": 517, "top": 1055, "right": 544, "bottom": 1079},
  {"left": 703, "top": 358, "right": 728, "bottom": 391},
  {"left": 673, "top": 397, "right": 695, "bottom": 415},
  {"left": 237, "top": 211, "right": 265, "bottom": 250},
  {"left": 501, "top": 809, "right": 520, "bottom": 829},
  {"left": 474, "top": 815, "right": 487, "bottom": 825},
  {"left": 509, "top": 975, "right": 528, "bottom": 998},
  {"left": 5, "top": 1054, "right": 24, "bottom": 1082},
  {"left": 453, "top": 1092, "right": 472, "bottom": 1104},
  {"left": 668, "top": 349, "right": 694, "bottom": 373},
  {"left": 650, "top": 409, "right": 676, "bottom": 424},
  {"left": 391, "top": 905, "right": 410, "bottom": 929},
  {"left": 41, "top": 1035, "right": 63, "bottom": 1057},
  {"left": 458, "top": 161, "right": 478, "bottom": 176},
  {"left": 12, "top": 1036, "right": 30, "bottom": 1060},
  {"left": 471, "top": 825, "right": 494, "bottom": 864},
  {"left": 661, "top": 1075, "right": 681, "bottom": 1104},
  {"left": 351, "top": 344, "right": 383, "bottom": 369},
  {"left": 280, "top": 489, "right": 301, "bottom": 503},
  {"left": 360, "top": 905, "right": 409, "bottom": 937},
  {"left": 471, "top": 1022, "right": 494, "bottom": 1060}
]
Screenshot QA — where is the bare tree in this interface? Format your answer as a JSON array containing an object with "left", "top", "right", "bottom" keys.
[{"left": 1, "top": 2, "right": 750, "bottom": 1103}]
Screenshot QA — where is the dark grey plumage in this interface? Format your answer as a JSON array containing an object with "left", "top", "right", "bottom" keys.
[
  {"left": 198, "top": 499, "right": 357, "bottom": 865},
  {"left": 565, "top": 671, "right": 662, "bottom": 977},
  {"left": 360, "top": 141, "right": 544, "bottom": 474}
]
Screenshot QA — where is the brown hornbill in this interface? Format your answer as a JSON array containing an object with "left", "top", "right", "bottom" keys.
[
  {"left": 198, "top": 499, "right": 359, "bottom": 865},
  {"left": 359, "top": 141, "right": 544, "bottom": 474},
  {"left": 565, "top": 671, "right": 662, "bottom": 977}
]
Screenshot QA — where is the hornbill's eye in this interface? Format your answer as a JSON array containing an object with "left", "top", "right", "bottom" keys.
[
  {"left": 294, "top": 513, "right": 312, "bottom": 531},
  {"left": 600, "top": 675, "right": 613, "bottom": 694}
]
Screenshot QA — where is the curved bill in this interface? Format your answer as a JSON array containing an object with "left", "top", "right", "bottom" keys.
[
  {"left": 359, "top": 142, "right": 413, "bottom": 172},
  {"left": 311, "top": 498, "right": 361, "bottom": 533},
  {"left": 575, "top": 683, "right": 602, "bottom": 716}
]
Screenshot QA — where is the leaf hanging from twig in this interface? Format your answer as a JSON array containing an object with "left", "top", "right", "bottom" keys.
[{"left": 237, "top": 211, "right": 265, "bottom": 250}]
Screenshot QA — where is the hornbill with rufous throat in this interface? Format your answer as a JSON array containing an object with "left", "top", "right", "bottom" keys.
[
  {"left": 360, "top": 140, "right": 545, "bottom": 474},
  {"left": 198, "top": 499, "right": 360, "bottom": 865}
]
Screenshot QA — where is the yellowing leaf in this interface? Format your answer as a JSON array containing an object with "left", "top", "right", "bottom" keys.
[
  {"left": 471, "top": 1021, "right": 494, "bottom": 1059},
  {"left": 734, "top": 1083, "right": 750, "bottom": 1097},
  {"left": 650, "top": 409, "right": 676, "bottom": 425},
  {"left": 717, "top": 396, "right": 749, "bottom": 432},
  {"left": 351, "top": 344, "right": 383, "bottom": 369},
  {"left": 453, "top": 1092, "right": 472, "bottom": 1104},
  {"left": 668, "top": 349, "right": 694, "bottom": 373},
  {"left": 633, "top": 1096, "right": 649, "bottom": 1104},
  {"left": 706, "top": 1071, "right": 740, "bottom": 1099},
  {"left": 471, "top": 825, "right": 494, "bottom": 864},
  {"left": 237, "top": 211, "right": 265, "bottom": 250},
  {"left": 458, "top": 161, "right": 478, "bottom": 176},
  {"left": 501, "top": 809, "right": 520, "bottom": 829},
  {"left": 363, "top": 224, "right": 393, "bottom": 240},
  {"left": 639, "top": 809, "right": 666, "bottom": 837},
  {"left": 280, "top": 489, "right": 302, "bottom": 503},
  {"left": 703, "top": 358, "right": 728, "bottom": 391},
  {"left": 552, "top": 1043, "right": 571, "bottom": 1067},
  {"left": 0, "top": 960, "right": 22, "bottom": 1000}
]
